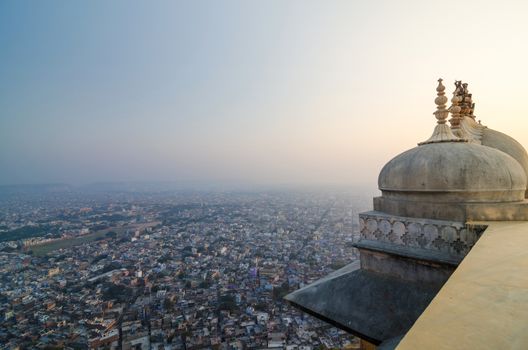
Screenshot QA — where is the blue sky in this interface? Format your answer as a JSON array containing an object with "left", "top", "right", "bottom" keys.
[{"left": 2, "top": 1, "right": 528, "bottom": 188}]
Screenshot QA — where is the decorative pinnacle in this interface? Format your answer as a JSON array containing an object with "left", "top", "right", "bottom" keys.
[
  {"left": 419, "top": 78, "right": 466, "bottom": 145},
  {"left": 433, "top": 78, "right": 449, "bottom": 124},
  {"left": 449, "top": 81, "right": 463, "bottom": 128},
  {"left": 460, "top": 83, "right": 471, "bottom": 118},
  {"left": 455, "top": 81, "right": 485, "bottom": 143}
]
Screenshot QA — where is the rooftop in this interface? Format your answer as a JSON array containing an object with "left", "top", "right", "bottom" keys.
[{"left": 397, "top": 221, "right": 528, "bottom": 349}]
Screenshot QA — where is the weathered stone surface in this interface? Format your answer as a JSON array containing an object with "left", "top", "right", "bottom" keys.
[
  {"left": 482, "top": 128, "right": 528, "bottom": 195},
  {"left": 284, "top": 262, "right": 441, "bottom": 344},
  {"left": 378, "top": 335, "right": 404, "bottom": 350},
  {"left": 374, "top": 196, "right": 528, "bottom": 221},
  {"left": 378, "top": 142, "right": 526, "bottom": 203},
  {"left": 356, "top": 241, "right": 457, "bottom": 284},
  {"left": 359, "top": 211, "right": 484, "bottom": 257}
]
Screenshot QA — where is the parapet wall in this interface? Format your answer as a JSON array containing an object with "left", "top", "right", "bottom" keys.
[{"left": 359, "top": 211, "right": 486, "bottom": 259}]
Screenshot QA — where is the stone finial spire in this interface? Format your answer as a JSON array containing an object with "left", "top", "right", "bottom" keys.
[
  {"left": 433, "top": 78, "right": 449, "bottom": 124},
  {"left": 461, "top": 83, "right": 478, "bottom": 120},
  {"left": 449, "top": 81, "right": 463, "bottom": 128},
  {"left": 449, "top": 81, "right": 470, "bottom": 140},
  {"left": 453, "top": 81, "right": 486, "bottom": 143},
  {"left": 419, "top": 79, "right": 466, "bottom": 145},
  {"left": 460, "top": 83, "right": 472, "bottom": 118},
  {"left": 464, "top": 84, "right": 476, "bottom": 119}
]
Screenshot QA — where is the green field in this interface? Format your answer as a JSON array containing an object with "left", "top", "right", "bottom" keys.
[{"left": 28, "top": 222, "right": 159, "bottom": 256}]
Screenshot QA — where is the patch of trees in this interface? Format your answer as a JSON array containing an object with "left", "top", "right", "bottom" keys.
[
  {"left": 101, "top": 282, "right": 133, "bottom": 303},
  {"left": 105, "top": 231, "right": 117, "bottom": 238},
  {"left": 99, "top": 262, "right": 122, "bottom": 274},
  {"left": 91, "top": 254, "right": 108, "bottom": 264},
  {"left": 0, "top": 225, "right": 59, "bottom": 243},
  {"left": 163, "top": 298, "right": 174, "bottom": 310},
  {"left": 218, "top": 294, "right": 237, "bottom": 312},
  {"left": 199, "top": 280, "right": 212, "bottom": 289},
  {"left": 254, "top": 302, "right": 268, "bottom": 312},
  {"left": 0, "top": 293, "right": 8, "bottom": 304}
]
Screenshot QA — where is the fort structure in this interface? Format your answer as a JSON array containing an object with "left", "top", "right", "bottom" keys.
[{"left": 285, "top": 79, "right": 528, "bottom": 349}]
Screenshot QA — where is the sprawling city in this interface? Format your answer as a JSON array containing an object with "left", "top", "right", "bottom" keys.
[
  {"left": 0, "top": 186, "right": 371, "bottom": 349},
  {"left": 4, "top": 1, "right": 527, "bottom": 349}
]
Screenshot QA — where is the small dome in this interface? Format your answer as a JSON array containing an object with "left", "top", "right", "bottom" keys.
[
  {"left": 481, "top": 128, "right": 528, "bottom": 187},
  {"left": 378, "top": 142, "right": 527, "bottom": 203}
]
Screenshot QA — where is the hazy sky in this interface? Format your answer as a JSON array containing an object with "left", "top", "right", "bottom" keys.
[{"left": 2, "top": 0, "right": 528, "bottom": 189}]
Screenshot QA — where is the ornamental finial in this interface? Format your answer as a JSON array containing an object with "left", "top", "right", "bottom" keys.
[
  {"left": 462, "top": 83, "right": 476, "bottom": 119},
  {"left": 454, "top": 81, "right": 486, "bottom": 143},
  {"left": 433, "top": 78, "right": 449, "bottom": 124},
  {"left": 460, "top": 83, "right": 472, "bottom": 119},
  {"left": 449, "top": 81, "right": 463, "bottom": 128},
  {"left": 419, "top": 78, "right": 466, "bottom": 145}
]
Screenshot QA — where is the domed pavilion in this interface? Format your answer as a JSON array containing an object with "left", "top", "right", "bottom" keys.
[{"left": 285, "top": 79, "right": 528, "bottom": 349}]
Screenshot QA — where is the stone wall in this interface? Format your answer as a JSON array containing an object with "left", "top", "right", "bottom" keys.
[{"left": 359, "top": 211, "right": 486, "bottom": 258}]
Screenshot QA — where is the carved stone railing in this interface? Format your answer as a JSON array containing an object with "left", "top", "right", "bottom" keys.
[{"left": 358, "top": 211, "right": 486, "bottom": 257}]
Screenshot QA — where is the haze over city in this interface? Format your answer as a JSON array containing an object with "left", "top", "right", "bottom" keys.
[{"left": 2, "top": 0, "right": 528, "bottom": 188}]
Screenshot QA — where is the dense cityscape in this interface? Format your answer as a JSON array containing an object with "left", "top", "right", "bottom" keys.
[{"left": 0, "top": 186, "right": 371, "bottom": 349}]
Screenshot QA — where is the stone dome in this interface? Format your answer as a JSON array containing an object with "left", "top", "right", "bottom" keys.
[
  {"left": 481, "top": 128, "right": 528, "bottom": 188},
  {"left": 378, "top": 142, "right": 527, "bottom": 203},
  {"left": 373, "top": 79, "right": 528, "bottom": 222}
]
